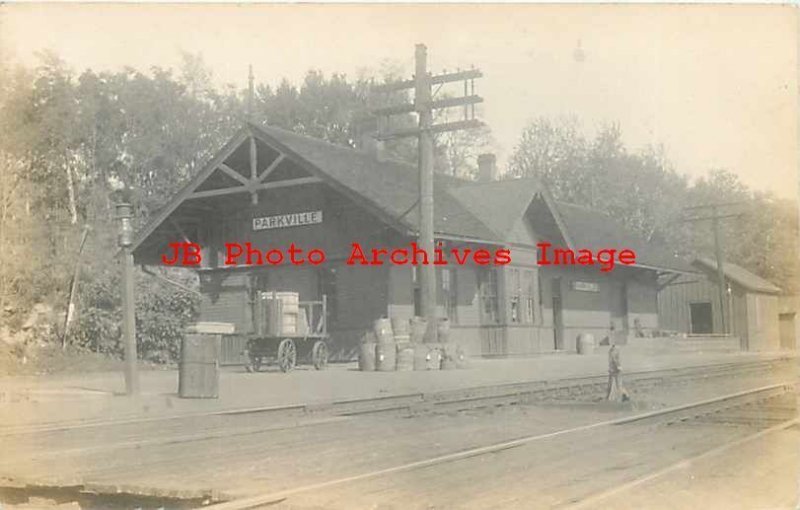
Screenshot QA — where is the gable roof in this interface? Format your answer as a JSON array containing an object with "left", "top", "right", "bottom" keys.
[
  {"left": 133, "top": 122, "right": 692, "bottom": 274},
  {"left": 552, "top": 202, "right": 695, "bottom": 273},
  {"left": 694, "top": 257, "right": 781, "bottom": 294},
  {"left": 253, "top": 124, "right": 500, "bottom": 242}
]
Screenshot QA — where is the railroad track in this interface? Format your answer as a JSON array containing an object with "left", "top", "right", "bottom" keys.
[
  {"left": 0, "top": 358, "right": 795, "bottom": 509},
  {"left": 201, "top": 381, "right": 798, "bottom": 510},
  {"left": 0, "top": 356, "right": 793, "bottom": 438}
]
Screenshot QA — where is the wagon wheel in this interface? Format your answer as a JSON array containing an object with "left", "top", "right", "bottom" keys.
[
  {"left": 249, "top": 355, "right": 263, "bottom": 373},
  {"left": 277, "top": 338, "right": 297, "bottom": 373},
  {"left": 312, "top": 340, "right": 329, "bottom": 370}
]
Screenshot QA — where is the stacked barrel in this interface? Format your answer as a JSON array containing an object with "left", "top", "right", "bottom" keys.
[
  {"left": 358, "top": 316, "right": 466, "bottom": 371},
  {"left": 393, "top": 318, "right": 414, "bottom": 371},
  {"left": 258, "top": 291, "right": 300, "bottom": 336},
  {"left": 374, "top": 318, "right": 396, "bottom": 371}
]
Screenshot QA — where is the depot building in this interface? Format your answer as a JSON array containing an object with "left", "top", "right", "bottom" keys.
[{"left": 132, "top": 122, "right": 692, "bottom": 363}]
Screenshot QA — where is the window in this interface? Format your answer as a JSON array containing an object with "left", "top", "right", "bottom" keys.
[
  {"left": 510, "top": 268, "right": 536, "bottom": 324},
  {"left": 523, "top": 270, "right": 536, "bottom": 323},
  {"left": 440, "top": 267, "right": 458, "bottom": 323},
  {"left": 509, "top": 268, "right": 521, "bottom": 323},
  {"left": 479, "top": 268, "right": 500, "bottom": 324}
]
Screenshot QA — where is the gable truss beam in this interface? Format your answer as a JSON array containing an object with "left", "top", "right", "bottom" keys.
[
  {"left": 199, "top": 141, "right": 291, "bottom": 201},
  {"left": 218, "top": 163, "right": 250, "bottom": 186},
  {"left": 187, "top": 176, "right": 322, "bottom": 200},
  {"left": 257, "top": 154, "right": 286, "bottom": 183}
]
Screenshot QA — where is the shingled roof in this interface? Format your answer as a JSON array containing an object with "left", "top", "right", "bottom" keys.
[
  {"left": 255, "top": 125, "right": 500, "bottom": 243},
  {"left": 551, "top": 202, "right": 695, "bottom": 273},
  {"left": 694, "top": 257, "right": 781, "bottom": 294},
  {"left": 134, "top": 122, "right": 693, "bottom": 274}
]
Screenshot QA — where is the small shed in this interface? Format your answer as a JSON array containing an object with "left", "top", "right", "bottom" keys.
[{"left": 658, "top": 257, "right": 783, "bottom": 351}]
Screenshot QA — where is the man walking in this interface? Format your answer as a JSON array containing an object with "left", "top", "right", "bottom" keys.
[{"left": 606, "top": 342, "right": 623, "bottom": 401}]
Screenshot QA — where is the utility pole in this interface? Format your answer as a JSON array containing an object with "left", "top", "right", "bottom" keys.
[
  {"left": 117, "top": 202, "right": 140, "bottom": 395},
  {"left": 247, "top": 64, "right": 254, "bottom": 122},
  {"left": 415, "top": 45, "right": 437, "bottom": 342},
  {"left": 372, "top": 44, "right": 483, "bottom": 342},
  {"left": 683, "top": 201, "right": 745, "bottom": 338}
]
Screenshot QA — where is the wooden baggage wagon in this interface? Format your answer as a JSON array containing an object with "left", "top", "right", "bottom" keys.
[{"left": 244, "top": 294, "right": 329, "bottom": 373}]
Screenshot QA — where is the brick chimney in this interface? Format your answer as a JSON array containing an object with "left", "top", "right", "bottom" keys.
[
  {"left": 354, "top": 116, "right": 385, "bottom": 161},
  {"left": 477, "top": 153, "right": 497, "bottom": 182}
]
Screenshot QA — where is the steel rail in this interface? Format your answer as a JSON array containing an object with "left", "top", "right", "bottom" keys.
[
  {"left": 561, "top": 417, "right": 800, "bottom": 510},
  {"left": 0, "top": 356, "right": 791, "bottom": 437},
  {"left": 201, "top": 382, "right": 796, "bottom": 510}
]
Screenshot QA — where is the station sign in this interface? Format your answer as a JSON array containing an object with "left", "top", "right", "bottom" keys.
[
  {"left": 253, "top": 210, "right": 323, "bottom": 231},
  {"left": 571, "top": 281, "right": 599, "bottom": 292}
]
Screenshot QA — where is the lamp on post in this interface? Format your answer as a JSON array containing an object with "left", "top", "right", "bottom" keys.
[{"left": 116, "top": 201, "right": 140, "bottom": 395}]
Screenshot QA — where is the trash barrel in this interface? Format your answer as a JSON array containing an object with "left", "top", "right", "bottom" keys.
[{"left": 179, "top": 333, "right": 221, "bottom": 399}]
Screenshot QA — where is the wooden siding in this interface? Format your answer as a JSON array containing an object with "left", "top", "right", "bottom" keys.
[
  {"left": 658, "top": 275, "right": 723, "bottom": 334},
  {"left": 198, "top": 272, "right": 250, "bottom": 334}
]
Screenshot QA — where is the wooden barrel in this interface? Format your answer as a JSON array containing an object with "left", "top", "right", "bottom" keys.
[
  {"left": 274, "top": 291, "right": 300, "bottom": 314},
  {"left": 391, "top": 317, "right": 409, "bottom": 336},
  {"left": 414, "top": 344, "right": 442, "bottom": 370},
  {"left": 396, "top": 344, "right": 414, "bottom": 371},
  {"left": 426, "top": 346, "right": 442, "bottom": 370},
  {"left": 373, "top": 318, "right": 394, "bottom": 344},
  {"left": 455, "top": 345, "right": 469, "bottom": 369},
  {"left": 359, "top": 342, "right": 377, "bottom": 371},
  {"left": 179, "top": 333, "right": 221, "bottom": 399},
  {"left": 376, "top": 342, "right": 396, "bottom": 371},
  {"left": 410, "top": 316, "right": 427, "bottom": 344},
  {"left": 281, "top": 313, "right": 298, "bottom": 335},
  {"left": 441, "top": 342, "right": 458, "bottom": 360},
  {"left": 577, "top": 333, "right": 595, "bottom": 355},
  {"left": 437, "top": 318, "right": 451, "bottom": 344}
]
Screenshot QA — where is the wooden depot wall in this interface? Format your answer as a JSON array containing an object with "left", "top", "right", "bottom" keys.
[
  {"left": 658, "top": 273, "right": 781, "bottom": 351},
  {"left": 190, "top": 178, "right": 664, "bottom": 360}
]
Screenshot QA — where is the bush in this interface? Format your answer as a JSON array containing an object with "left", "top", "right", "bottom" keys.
[{"left": 71, "top": 262, "right": 198, "bottom": 363}]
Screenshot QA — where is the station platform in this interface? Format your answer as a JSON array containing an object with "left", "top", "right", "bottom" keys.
[{"left": 0, "top": 350, "right": 795, "bottom": 430}]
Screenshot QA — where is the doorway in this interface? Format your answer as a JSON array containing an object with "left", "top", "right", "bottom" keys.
[{"left": 690, "top": 302, "right": 713, "bottom": 334}]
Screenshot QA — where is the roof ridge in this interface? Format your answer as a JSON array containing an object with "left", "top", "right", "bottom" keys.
[{"left": 257, "top": 122, "right": 421, "bottom": 171}]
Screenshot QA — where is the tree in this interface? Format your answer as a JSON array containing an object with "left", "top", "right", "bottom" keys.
[{"left": 506, "top": 116, "right": 799, "bottom": 293}]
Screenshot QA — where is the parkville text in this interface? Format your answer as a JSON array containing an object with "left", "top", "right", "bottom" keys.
[{"left": 160, "top": 241, "right": 637, "bottom": 272}]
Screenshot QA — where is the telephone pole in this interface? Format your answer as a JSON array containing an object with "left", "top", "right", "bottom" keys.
[
  {"left": 683, "top": 201, "right": 745, "bottom": 337},
  {"left": 372, "top": 44, "right": 483, "bottom": 342},
  {"left": 415, "top": 45, "right": 437, "bottom": 342}
]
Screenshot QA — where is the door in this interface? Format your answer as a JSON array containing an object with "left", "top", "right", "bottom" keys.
[
  {"left": 690, "top": 302, "right": 713, "bottom": 334},
  {"left": 779, "top": 313, "right": 796, "bottom": 350},
  {"left": 552, "top": 278, "right": 564, "bottom": 350},
  {"left": 609, "top": 281, "right": 629, "bottom": 338}
]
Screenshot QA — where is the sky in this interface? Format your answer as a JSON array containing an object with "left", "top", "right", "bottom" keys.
[{"left": 1, "top": 4, "right": 797, "bottom": 199}]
